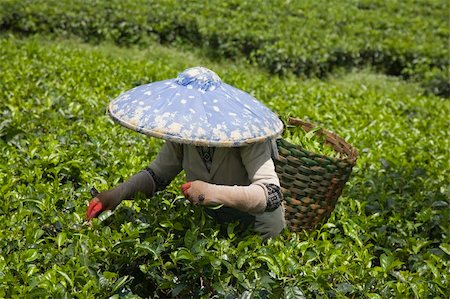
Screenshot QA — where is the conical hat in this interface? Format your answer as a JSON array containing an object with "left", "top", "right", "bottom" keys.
[{"left": 108, "top": 66, "right": 283, "bottom": 146}]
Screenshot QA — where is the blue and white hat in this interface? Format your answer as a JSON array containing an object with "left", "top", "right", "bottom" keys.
[{"left": 108, "top": 66, "right": 283, "bottom": 147}]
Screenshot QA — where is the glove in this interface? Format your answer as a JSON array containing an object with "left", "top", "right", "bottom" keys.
[
  {"left": 181, "top": 180, "right": 267, "bottom": 213},
  {"left": 86, "top": 170, "right": 155, "bottom": 220}
]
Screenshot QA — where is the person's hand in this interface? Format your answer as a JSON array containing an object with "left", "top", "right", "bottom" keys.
[
  {"left": 181, "top": 181, "right": 215, "bottom": 205},
  {"left": 86, "top": 197, "right": 104, "bottom": 220},
  {"left": 181, "top": 182, "right": 192, "bottom": 199},
  {"left": 85, "top": 170, "right": 157, "bottom": 221},
  {"left": 86, "top": 190, "right": 123, "bottom": 220}
]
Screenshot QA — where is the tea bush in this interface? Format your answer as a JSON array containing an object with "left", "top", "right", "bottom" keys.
[
  {"left": 0, "top": 0, "right": 448, "bottom": 97},
  {"left": 1, "top": 34, "right": 448, "bottom": 298}
]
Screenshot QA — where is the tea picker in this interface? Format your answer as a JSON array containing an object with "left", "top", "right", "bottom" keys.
[{"left": 86, "top": 66, "right": 287, "bottom": 239}]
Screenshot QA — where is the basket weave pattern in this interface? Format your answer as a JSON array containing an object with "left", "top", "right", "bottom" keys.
[{"left": 275, "top": 118, "right": 358, "bottom": 231}]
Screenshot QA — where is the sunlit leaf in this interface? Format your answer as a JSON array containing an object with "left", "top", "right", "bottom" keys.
[
  {"left": 284, "top": 286, "right": 305, "bottom": 299},
  {"left": 437, "top": 244, "right": 450, "bottom": 257}
]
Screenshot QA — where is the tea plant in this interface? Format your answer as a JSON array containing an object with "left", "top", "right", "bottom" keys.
[
  {"left": 0, "top": 0, "right": 448, "bottom": 96},
  {"left": 0, "top": 34, "right": 448, "bottom": 297}
]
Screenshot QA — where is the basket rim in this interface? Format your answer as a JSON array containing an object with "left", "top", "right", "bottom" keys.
[{"left": 279, "top": 117, "right": 358, "bottom": 165}]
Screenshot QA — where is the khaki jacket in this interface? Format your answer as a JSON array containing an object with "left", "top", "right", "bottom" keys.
[
  {"left": 149, "top": 140, "right": 280, "bottom": 187},
  {"left": 149, "top": 140, "right": 286, "bottom": 239}
]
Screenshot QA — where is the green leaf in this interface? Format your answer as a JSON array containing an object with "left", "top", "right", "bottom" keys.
[
  {"left": 57, "top": 232, "right": 67, "bottom": 248},
  {"left": 112, "top": 239, "right": 136, "bottom": 250},
  {"left": 23, "top": 249, "right": 40, "bottom": 263},
  {"left": 380, "top": 253, "right": 393, "bottom": 272},
  {"left": 284, "top": 285, "right": 305, "bottom": 299},
  {"left": 257, "top": 255, "right": 281, "bottom": 276},
  {"left": 111, "top": 275, "right": 130, "bottom": 293},
  {"left": 207, "top": 204, "right": 224, "bottom": 210},
  {"left": 172, "top": 283, "right": 187, "bottom": 297},
  {"left": 424, "top": 259, "right": 440, "bottom": 279},
  {"left": 431, "top": 200, "right": 448, "bottom": 209},
  {"left": 103, "top": 271, "right": 118, "bottom": 280},
  {"left": 342, "top": 220, "right": 363, "bottom": 247},
  {"left": 439, "top": 243, "right": 450, "bottom": 255},
  {"left": 173, "top": 222, "right": 184, "bottom": 231},
  {"left": 184, "top": 228, "right": 198, "bottom": 248},
  {"left": 240, "top": 291, "right": 253, "bottom": 299},
  {"left": 171, "top": 249, "right": 194, "bottom": 262},
  {"left": 336, "top": 282, "right": 354, "bottom": 294},
  {"left": 322, "top": 223, "right": 336, "bottom": 229},
  {"left": 56, "top": 269, "right": 74, "bottom": 288},
  {"left": 98, "top": 210, "right": 114, "bottom": 222},
  {"left": 159, "top": 221, "right": 173, "bottom": 228},
  {"left": 136, "top": 243, "right": 159, "bottom": 259},
  {"left": 380, "top": 253, "right": 402, "bottom": 272},
  {"left": 304, "top": 126, "right": 322, "bottom": 140}
]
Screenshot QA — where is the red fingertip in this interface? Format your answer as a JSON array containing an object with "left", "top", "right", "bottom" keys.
[
  {"left": 91, "top": 202, "right": 103, "bottom": 218},
  {"left": 86, "top": 201, "right": 95, "bottom": 219},
  {"left": 181, "top": 182, "right": 192, "bottom": 198},
  {"left": 86, "top": 199, "right": 104, "bottom": 220}
]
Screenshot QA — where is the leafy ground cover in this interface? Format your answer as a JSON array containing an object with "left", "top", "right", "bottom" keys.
[
  {"left": 0, "top": 0, "right": 448, "bottom": 97},
  {"left": 0, "top": 34, "right": 448, "bottom": 298}
]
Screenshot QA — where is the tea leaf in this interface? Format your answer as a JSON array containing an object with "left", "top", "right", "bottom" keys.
[
  {"left": 284, "top": 286, "right": 305, "bottom": 299},
  {"left": 439, "top": 243, "right": 450, "bottom": 256}
]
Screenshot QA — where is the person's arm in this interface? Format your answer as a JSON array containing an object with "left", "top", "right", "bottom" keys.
[
  {"left": 86, "top": 141, "right": 183, "bottom": 220},
  {"left": 182, "top": 140, "right": 283, "bottom": 214}
]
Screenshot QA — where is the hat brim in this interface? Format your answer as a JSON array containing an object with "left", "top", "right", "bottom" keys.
[{"left": 108, "top": 79, "right": 283, "bottom": 147}]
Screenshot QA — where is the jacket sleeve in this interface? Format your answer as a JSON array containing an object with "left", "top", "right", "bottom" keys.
[
  {"left": 240, "top": 140, "right": 283, "bottom": 212},
  {"left": 147, "top": 141, "right": 183, "bottom": 190},
  {"left": 183, "top": 140, "right": 282, "bottom": 213},
  {"left": 240, "top": 140, "right": 280, "bottom": 186}
]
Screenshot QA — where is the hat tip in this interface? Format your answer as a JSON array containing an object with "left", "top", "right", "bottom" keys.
[{"left": 176, "top": 66, "right": 222, "bottom": 92}]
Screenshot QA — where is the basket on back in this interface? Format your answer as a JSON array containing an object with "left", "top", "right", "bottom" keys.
[{"left": 275, "top": 118, "right": 358, "bottom": 231}]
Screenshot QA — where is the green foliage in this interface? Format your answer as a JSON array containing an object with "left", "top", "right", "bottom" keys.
[
  {"left": 0, "top": 0, "right": 448, "bottom": 97},
  {"left": 282, "top": 123, "right": 346, "bottom": 159},
  {"left": 0, "top": 34, "right": 449, "bottom": 298}
]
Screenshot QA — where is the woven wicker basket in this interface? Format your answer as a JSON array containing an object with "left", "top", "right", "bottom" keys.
[{"left": 275, "top": 118, "right": 358, "bottom": 231}]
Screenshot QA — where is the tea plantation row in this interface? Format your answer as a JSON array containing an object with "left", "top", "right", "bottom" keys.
[
  {"left": 0, "top": 34, "right": 448, "bottom": 298},
  {"left": 0, "top": 0, "right": 448, "bottom": 97}
]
